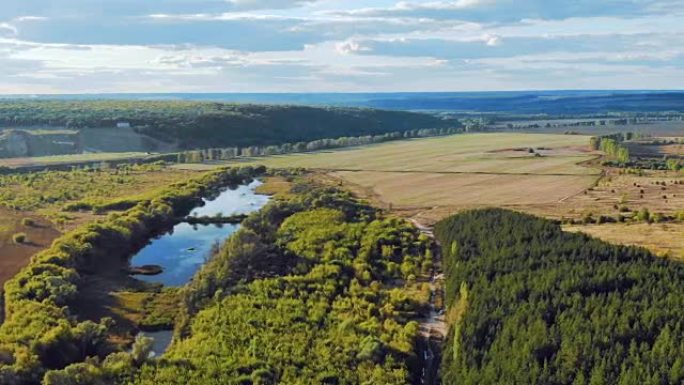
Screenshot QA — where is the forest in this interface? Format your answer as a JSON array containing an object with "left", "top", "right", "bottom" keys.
[
  {"left": 0, "top": 100, "right": 455, "bottom": 150},
  {"left": 435, "top": 209, "right": 684, "bottom": 385}
]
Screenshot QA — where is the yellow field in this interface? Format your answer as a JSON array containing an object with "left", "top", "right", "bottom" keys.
[
  {"left": 332, "top": 171, "right": 596, "bottom": 207},
  {"left": 565, "top": 222, "right": 684, "bottom": 260},
  {"left": 234, "top": 133, "right": 598, "bottom": 175}
]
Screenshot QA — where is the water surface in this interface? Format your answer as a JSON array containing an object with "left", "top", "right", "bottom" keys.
[{"left": 130, "top": 180, "right": 269, "bottom": 286}]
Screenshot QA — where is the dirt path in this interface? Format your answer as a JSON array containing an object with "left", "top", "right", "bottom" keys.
[{"left": 410, "top": 219, "right": 446, "bottom": 385}]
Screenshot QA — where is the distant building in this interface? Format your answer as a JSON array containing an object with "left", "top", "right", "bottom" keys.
[{"left": 116, "top": 122, "right": 131, "bottom": 128}]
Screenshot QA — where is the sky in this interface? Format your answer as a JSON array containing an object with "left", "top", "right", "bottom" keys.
[{"left": 1, "top": 0, "right": 684, "bottom": 93}]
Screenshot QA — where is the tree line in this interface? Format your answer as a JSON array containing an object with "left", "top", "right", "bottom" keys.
[
  {"left": 590, "top": 133, "right": 631, "bottom": 163},
  {"left": 175, "top": 127, "right": 463, "bottom": 163}
]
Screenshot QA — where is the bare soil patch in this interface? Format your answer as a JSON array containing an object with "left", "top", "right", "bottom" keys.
[{"left": 0, "top": 208, "right": 61, "bottom": 286}]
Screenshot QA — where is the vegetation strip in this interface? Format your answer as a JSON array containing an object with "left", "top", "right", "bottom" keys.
[{"left": 0, "top": 166, "right": 264, "bottom": 384}]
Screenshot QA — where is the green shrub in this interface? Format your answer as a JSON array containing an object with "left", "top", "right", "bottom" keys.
[
  {"left": 21, "top": 218, "right": 35, "bottom": 227},
  {"left": 12, "top": 233, "right": 27, "bottom": 244}
]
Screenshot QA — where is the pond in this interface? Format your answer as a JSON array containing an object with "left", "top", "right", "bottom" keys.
[
  {"left": 139, "top": 330, "right": 174, "bottom": 358},
  {"left": 130, "top": 179, "right": 270, "bottom": 287}
]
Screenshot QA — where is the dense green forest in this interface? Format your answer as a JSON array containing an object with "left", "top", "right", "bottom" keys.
[
  {"left": 0, "top": 100, "right": 455, "bottom": 149},
  {"left": 435, "top": 209, "right": 684, "bottom": 385}
]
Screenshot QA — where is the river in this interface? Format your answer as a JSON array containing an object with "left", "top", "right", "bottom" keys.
[{"left": 130, "top": 180, "right": 269, "bottom": 287}]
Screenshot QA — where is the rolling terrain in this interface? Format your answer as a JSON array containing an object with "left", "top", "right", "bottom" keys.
[{"left": 0, "top": 100, "right": 456, "bottom": 152}]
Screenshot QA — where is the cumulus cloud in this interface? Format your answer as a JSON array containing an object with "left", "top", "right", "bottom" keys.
[
  {"left": 483, "top": 34, "right": 501, "bottom": 46},
  {"left": 1, "top": 0, "right": 684, "bottom": 92},
  {"left": 336, "top": 40, "right": 372, "bottom": 55},
  {"left": 227, "top": 0, "right": 320, "bottom": 10},
  {"left": 0, "top": 23, "right": 18, "bottom": 36}
]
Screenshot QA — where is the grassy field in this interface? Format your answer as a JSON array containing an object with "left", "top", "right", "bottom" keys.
[
  {"left": 0, "top": 208, "right": 61, "bottom": 285},
  {"left": 0, "top": 151, "right": 150, "bottom": 168},
  {"left": 332, "top": 171, "right": 595, "bottom": 207}
]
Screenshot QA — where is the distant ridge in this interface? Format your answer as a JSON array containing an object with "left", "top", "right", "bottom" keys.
[{"left": 2, "top": 90, "right": 683, "bottom": 114}]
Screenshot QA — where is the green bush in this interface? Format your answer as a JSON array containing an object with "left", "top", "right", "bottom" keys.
[{"left": 12, "top": 233, "right": 27, "bottom": 244}]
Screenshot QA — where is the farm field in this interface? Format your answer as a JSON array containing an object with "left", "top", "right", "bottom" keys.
[
  {"left": 494, "top": 119, "right": 684, "bottom": 137},
  {"left": 229, "top": 133, "right": 598, "bottom": 175},
  {"left": 179, "top": 132, "right": 683, "bottom": 258},
  {"left": 331, "top": 171, "right": 595, "bottom": 207}
]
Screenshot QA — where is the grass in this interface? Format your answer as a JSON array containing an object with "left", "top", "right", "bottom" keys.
[
  {"left": 0, "top": 151, "right": 151, "bottom": 168},
  {"left": 564, "top": 222, "right": 684, "bottom": 260},
  {"left": 254, "top": 176, "right": 295, "bottom": 200},
  {"left": 0, "top": 163, "right": 193, "bottom": 215},
  {"left": 109, "top": 290, "right": 180, "bottom": 332},
  {"left": 332, "top": 171, "right": 596, "bottom": 207},
  {"left": 0, "top": 208, "right": 61, "bottom": 285}
]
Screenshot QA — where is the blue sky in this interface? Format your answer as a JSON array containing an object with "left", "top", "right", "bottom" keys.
[{"left": 1, "top": 0, "right": 683, "bottom": 93}]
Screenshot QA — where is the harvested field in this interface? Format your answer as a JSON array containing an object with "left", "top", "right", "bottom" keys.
[
  {"left": 234, "top": 133, "right": 597, "bottom": 175},
  {"left": 565, "top": 222, "right": 684, "bottom": 260},
  {"left": 331, "top": 171, "right": 596, "bottom": 208}
]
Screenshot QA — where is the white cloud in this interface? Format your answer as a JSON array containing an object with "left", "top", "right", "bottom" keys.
[
  {"left": 336, "top": 40, "right": 371, "bottom": 54},
  {"left": 226, "top": 0, "right": 319, "bottom": 10},
  {"left": 396, "top": 0, "right": 494, "bottom": 11},
  {"left": 1, "top": 0, "right": 684, "bottom": 92},
  {"left": 0, "top": 23, "right": 18, "bottom": 36},
  {"left": 483, "top": 33, "right": 501, "bottom": 46}
]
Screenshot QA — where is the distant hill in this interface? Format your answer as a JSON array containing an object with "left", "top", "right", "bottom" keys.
[
  {"left": 4, "top": 90, "right": 684, "bottom": 114},
  {"left": 0, "top": 100, "right": 455, "bottom": 150}
]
